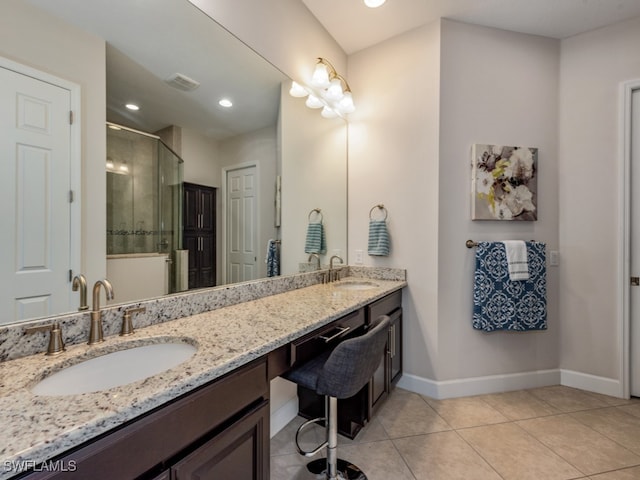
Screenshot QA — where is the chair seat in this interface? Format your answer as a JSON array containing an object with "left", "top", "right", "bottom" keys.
[{"left": 283, "top": 349, "right": 332, "bottom": 391}]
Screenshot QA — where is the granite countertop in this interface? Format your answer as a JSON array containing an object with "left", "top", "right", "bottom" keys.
[{"left": 0, "top": 276, "right": 405, "bottom": 479}]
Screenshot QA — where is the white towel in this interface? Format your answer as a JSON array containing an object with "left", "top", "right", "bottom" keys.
[{"left": 502, "top": 240, "right": 529, "bottom": 281}]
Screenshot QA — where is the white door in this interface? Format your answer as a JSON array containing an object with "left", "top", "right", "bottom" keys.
[
  {"left": 632, "top": 87, "right": 640, "bottom": 396},
  {"left": 0, "top": 66, "right": 73, "bottom": 323},
  {"left": 226, "top": 165, "right": 258, "bottom": 283}
]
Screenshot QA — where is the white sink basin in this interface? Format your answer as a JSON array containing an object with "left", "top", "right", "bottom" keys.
[
  {"left": 334, "top": 281, "right": 379, "bottom": 290},
  {"left": 32, "top": 342, "right": 197, "bottom": 396}
]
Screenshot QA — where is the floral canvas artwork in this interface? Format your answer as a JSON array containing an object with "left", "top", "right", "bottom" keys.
[{"left": 471, "top": 144, "right": 538, "bottom": 221}]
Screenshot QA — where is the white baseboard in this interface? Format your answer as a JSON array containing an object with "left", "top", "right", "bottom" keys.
[
  {"left": 396, "top": 368, "right": 625, "bottom": 399},
  {"left": 397, "top": 369, "right": 561, "bottom": 399},
  {"left": 560, "top": 369, "right": 624, "bottom": 398},
  {"left": 270, "top": 396, "right": 299, "bottom": 438}
]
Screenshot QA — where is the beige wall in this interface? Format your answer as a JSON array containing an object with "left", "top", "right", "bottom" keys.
[
  {"left": 438, "top": 20, "right": 560, "bottom": 382},
  {"left": 347, "top": 22, "right": 442, "bottom": 380},
  {"left": 348, "top": 19, "right": 560, "bottom": 391},
  {"left": 0, "top": 0, "right": 106, "bottom": 288},
  {"left": 559, "top": 15, "right": 640, "bottom": 385}
]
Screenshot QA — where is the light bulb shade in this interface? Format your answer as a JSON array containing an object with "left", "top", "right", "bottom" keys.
[
  {"left": 321, "top": 106, "right": 338, "bottom": 118},
  {"left": 325, "top": 78, "right": 344, "bottom": 102},
  {"left": 106, "top": 160, "right": 115, "bottom": 170},
  {"left": 310, "top": 63, "right": 331, "bottom": 88},
  {"left": 364, "top": 0, "right": 386, "bottom": 7},
  {"left": 337, "top": 91, "right": 355, "bottom": 114},
  {"left": 289, "top": 81, "right": 308, "bottom": 98},
  {"left": 305, "top": 94, "right": 324, "bottom": 109}
]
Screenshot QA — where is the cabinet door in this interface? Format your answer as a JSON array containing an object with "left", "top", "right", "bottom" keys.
[
  {"left": 171, "top": 400, "right": 269, "bottom": 480},
  {"left": 183, "top": 184, "right": 200, "bottom": 232},
  {"left": 389, "top": 308, "right": 402, "bottom": 386}
]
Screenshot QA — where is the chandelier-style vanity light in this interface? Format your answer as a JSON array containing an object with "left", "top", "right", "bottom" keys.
[{"left": 289, "top": 58, "right": 355, "bottom": 119}]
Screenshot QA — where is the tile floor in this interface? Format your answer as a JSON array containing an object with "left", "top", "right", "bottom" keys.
[{"left": 270, "top": 386, "right": 640, "bottom": 480}]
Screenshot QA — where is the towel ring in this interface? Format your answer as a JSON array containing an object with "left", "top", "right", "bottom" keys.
[
  {"left": 369, "top": 204, "right": 388, "bottom": 221},
  {"left": 308, "top": 208, "right": 323, "bottom": 222}
]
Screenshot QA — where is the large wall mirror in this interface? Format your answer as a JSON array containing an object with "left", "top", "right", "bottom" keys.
[{"left": 1, "top": 0, "right": 347, "bottom": 324}]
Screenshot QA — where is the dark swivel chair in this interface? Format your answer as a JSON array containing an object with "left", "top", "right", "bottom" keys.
[{"left": 283, "top": 314, "right": 391, "bottom": 480}]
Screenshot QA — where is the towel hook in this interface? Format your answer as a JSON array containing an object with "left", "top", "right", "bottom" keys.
[
  {"left": 369, "top": 204, "right": 388, "bottom": 221},
  {"left": 308, "top": 208, "right": 323, "bottom": 222}
]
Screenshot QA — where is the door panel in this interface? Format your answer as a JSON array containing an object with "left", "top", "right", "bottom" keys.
[
  {"left": 227, "top": 166, "right": 257, "bottom": 283},
  {"left": 631, "top": 88, "right": 640, "bottom": 397},
  {"left": 0, "top": 66, "right": 72, "bottom": 323}
]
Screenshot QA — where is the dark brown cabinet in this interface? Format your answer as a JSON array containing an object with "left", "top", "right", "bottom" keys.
[
  {"left": 18, "top": 360, "right": 269, "bottom": 480},
  {"left": 171, "top": 400, "right": 269, "bottom": 480},
  {"left": 183, "top": 183, "right": 216, "bottom": 289},
  {"left": 296, "top": 290, "right": 403, "bottom": 439}
]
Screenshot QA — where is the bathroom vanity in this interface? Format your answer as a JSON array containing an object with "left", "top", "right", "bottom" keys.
[{"left": 0, "top": 271, "right": 405, "bottom": 480}]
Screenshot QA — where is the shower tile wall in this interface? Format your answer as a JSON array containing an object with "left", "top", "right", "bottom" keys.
[{"left": 107, "top": 129, "right": 158, "bottom": 254}]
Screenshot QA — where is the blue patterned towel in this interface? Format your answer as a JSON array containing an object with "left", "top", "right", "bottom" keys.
[
  {"left": 368, "top": 220, "right": 390, "bottom": 256},
  {"left": 266, "top": 239, "right": 280, "bottom": 277},
  {"left": 473, "top": 241, "right": 547, "bottom": 332},
  {"left": 304, "top": 222, "right": 326, "bottom": 254}
]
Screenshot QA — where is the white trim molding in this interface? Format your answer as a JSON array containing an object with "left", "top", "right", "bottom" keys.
[
  {"left": 619, "top": 79, "right": 640, "bottom": 399},
  {"left": 560, "top": 370, "right": 623, "bottom": 398},
  {"left": 397, "top": 370, "right": 561, "bottom": 400}
]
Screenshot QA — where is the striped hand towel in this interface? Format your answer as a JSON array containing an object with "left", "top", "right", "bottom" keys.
[
  {"left": 368, "top": 220, "right": 390, "bottom": 256},
  {"left": 304, "top": 222, "right": 326, "bottom": 254}
]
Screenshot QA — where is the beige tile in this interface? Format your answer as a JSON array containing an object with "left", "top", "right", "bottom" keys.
[
  {"left": 338, "top": 440, "right": 416, "bottom": 480},
  {"left": 270, "top": 440, "right": 416, "bottom": 480},
  {"left": 459, "top": 422, "right": 582, "bottom": 480},
  {"left": 618, "top": 401, "right": 640, "bottom": 419},
  {"left": 269, "top": 452, "right": 312, "bottom": 480},
  {"left": 589, "top": 466, "right": 640, "bottom": 479},
  {"left": 517, "top": 414, "right": 640, "bottom": 475},
  {"left": 480, "top": 389, "right": 560, "bottom": 420},
  {"left": 571, "top": 407, "right": 640, "bottom": 455},
  {"left": 338, "top": 417, "right": 389, "bottom": 446},
  {"left": 394, "top": 431, "right": 501, "bottom": 480},
  {"left": 528, "top": 386, "right": 611, "bottom": 412},
  {"left": 376, "top": 389, "right": 451, "bottom": 438},
  {"left": 423, "top": 395, "right": 509, "bottom": 428},
  {"left": 270, "top": 416, "right": 325, "bottom": 456}
]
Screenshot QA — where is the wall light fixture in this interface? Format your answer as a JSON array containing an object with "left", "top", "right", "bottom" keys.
[{"left": 289, "top": 58, "right": 355, "bottom": 119}]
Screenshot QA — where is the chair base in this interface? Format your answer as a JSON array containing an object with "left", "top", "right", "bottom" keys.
[{"left": 306, "top": 458, "right": 367, "bottom": 480}]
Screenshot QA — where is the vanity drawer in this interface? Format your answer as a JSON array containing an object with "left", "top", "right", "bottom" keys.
[
  {"left": 367, "top": 289, "right": 402, "bottom": 322},
  {"left": 290, "top": 308, "right": 365, "bottom": 367}
]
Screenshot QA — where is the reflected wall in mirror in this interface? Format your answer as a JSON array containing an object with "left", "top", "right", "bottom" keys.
[{"left": 0, "top": 0, "right": 347, "bottom": 325}]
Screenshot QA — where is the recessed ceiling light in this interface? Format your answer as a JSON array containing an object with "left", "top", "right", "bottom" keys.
[
  {"left": 125, "top": 103, "right": 140, "bottom": 111},
  {"left": 218, "top": 98, "right": 233, "bottom": 108},
  {"left": 364, "top": 0, "right": 386, "bottom": 7}
]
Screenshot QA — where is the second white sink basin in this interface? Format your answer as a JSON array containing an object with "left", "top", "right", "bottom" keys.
[
  {"left": 334, "top": 280, "right": 379, "bottom": 290},
  {"left": 32, "top": 342, "right": 197, "bottom": 396}
]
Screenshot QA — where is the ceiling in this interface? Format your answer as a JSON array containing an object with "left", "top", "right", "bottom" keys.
[
  {"left": 302, "top": 0, "right": 640, "bottom": 54},
  {"left": 25, "top": 0, "right": 286, "bottom": 139}
]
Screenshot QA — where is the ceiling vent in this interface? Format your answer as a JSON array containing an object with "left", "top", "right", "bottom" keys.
[{"left": 165, "top": 73, "right": 200, "bottom": 91}]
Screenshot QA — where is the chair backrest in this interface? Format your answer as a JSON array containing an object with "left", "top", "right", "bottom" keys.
[{"left": 316, "top": 315, "right": 390, "bottom": 399}]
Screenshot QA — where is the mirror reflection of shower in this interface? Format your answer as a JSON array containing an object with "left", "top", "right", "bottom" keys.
[{"left": 106, "top": 123, "right": 185, "bottom": 300}]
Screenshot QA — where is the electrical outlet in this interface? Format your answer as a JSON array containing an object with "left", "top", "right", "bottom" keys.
[
  {"left": 549, "top": 250, "right": 559, "bottom": 266},
  {"left": 355, "top": 249, "right": 364, "bottom": 265}
]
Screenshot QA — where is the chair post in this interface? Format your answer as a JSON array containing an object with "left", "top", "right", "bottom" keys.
[{"left": 326, "top": 396, "right": 338, "bottom": 479}]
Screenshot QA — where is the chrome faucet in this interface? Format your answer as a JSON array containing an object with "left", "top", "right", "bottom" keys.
[
  {"left": 71, "top": 274, "right": 89, "bottom": 311},
  {"left": 89, "top": 279, "right": 114, "bottom": 345},
  {"left": 328, "top": 255, "right": 344, "bottom": 282},
  {"left": 308, "top": 253, "right": 321, "bottom": 271}
]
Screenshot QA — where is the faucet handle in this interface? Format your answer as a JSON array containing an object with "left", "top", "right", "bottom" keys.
[
  {"left": 121, "top": 307, "right": 146, "bottom": 336},
  {"left": 25, "top": 322, "right": 65, "bottom": 356}
]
